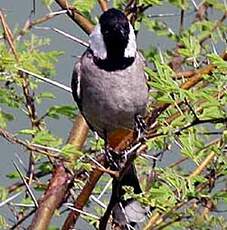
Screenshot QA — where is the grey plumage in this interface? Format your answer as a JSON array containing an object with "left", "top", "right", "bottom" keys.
[{"left": 71, "top": 49, "right": 148, "bottom": 138}]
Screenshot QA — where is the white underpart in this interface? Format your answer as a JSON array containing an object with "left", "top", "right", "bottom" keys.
[
  {"left": 89, "top": 22, "right": 137, "bottom": 60},
  {"left": 89, "top": 24, "right": 107, "bottom": 60},
  {"left": 124, "top": 23, "right": 137, "bottom": 58}
]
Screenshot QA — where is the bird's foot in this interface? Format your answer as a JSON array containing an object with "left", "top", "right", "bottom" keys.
[{"left": 104, "top": 147, "right": 122, "bottom": 170}]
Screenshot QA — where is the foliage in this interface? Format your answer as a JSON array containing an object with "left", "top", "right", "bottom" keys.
[{"left": 0, "top": 0, "right": 226, "bottom": 229}]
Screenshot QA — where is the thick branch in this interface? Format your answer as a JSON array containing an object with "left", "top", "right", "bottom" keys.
[{"left": 28, "top": 164, "right": 72, "bottom": 230}]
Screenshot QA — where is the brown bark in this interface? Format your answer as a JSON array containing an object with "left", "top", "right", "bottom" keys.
[{"left": 28, "top": 164, "right": 72, "bottom": 230}]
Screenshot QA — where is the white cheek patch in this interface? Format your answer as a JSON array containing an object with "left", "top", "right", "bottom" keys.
[
  {"left": 89, "top": 24, "right": 107, "bottom": 60},
  {"left": 124, "top": 23, "right": 137, "bottom": 58}
]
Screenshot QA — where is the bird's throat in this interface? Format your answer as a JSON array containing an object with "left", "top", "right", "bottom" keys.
[{"left": 93, "top": 54, "right": 135, "bottom": 71}]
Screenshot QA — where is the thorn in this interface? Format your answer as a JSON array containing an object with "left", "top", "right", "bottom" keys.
[
  {"left": 86, "top": 155, "right": 106, "bottom": 170},
  {"left": 211, "top": 41, "right": 218, "bottom": 55},
  {"left": 12, "top": 161, "right": 38, "bottom": 208},
  {"left": 97, "top": 178, "right": 112, "bottom": 200},
  {"left": 15, "top": 153, "right": 26, "bottom": 172},
  {"left": 33, "top": 26, "right": 89, "bottom": 47},
  {"left": 190, "top": 0, "right": 198, "bottom": 10},
  {"left": 0, "top": 191, "right": 23, "bottom": 208},
  {"left": 16, "top": 67, "right": 72, "bottom": 93},
  {"left": 184, "top": 98, "right": 199, "bottom": 121},
  {"left": 64, "top": 203, "right": 100, "bottom": 219}
]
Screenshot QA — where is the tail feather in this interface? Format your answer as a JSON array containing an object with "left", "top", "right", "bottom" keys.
[{"left": 99, "top": 162, "right": 145, "bottom": 230}]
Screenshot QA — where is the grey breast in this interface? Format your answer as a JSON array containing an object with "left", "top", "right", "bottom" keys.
[{"left": 74, "top": 50, "right": 148, "bottom": 138}]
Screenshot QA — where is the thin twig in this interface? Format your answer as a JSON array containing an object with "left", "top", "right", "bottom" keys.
[
  {"left": 0, "top": 10, "right": 19, "bottom": 61},
  {"left": 189, "top": 151, "right": 217, "bottom": 178},
  {"left": 0, "top": 127, "right": 67, "bottom": 160},
  {"left": 10, "top": 209, "right": 36, "bottom": 230},
  {"left": 18, "top": 10, "right": 68, "bottom": 38},
  {"left": 98, "top": 0, "right": 109, "bottom": 12}
]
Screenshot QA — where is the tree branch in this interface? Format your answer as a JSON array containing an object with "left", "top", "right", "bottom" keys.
[
  {"left": 18, "top": 10, "right": 68, "bottom": 38},
  {"left": 28, "top": 163, "right": 72, "bottom": 230},
  {"left": 54, "top": 0, "right": 94, "bottom": 35},
  {"left": 0, "top": 10, "right": 19, "bottom": 61},
  {"left": 0, "top": 127, "right": 68, "bottom": 161},
  {"left": 98, "top": 0, "right": 109, "bottom": 12}
]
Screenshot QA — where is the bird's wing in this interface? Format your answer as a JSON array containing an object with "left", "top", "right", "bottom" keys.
[
  {"left": 71, "top": 58, "right": 96, "bottom": 132},
  {"left": 71, "top": 61, "right": 83, "bottom": 112}
]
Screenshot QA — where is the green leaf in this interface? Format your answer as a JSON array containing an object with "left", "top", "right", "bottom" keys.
[
  {"left": 178, "top": 35, "right": 201, "bottom": 58},
  {"left": 32, "top": 130, "right": 62, "bottom": 147},
  {"left": 168, "top": 0, "right": 188, "bottom": 9},
  {"left": 48, "top": 226, "right": 59, "bottom": 230},
  {"left": 143, "top": 16, "right": 176, "bottom": 39},
  {"left": 113, "top": 0, "right": 128, "bottom": 9},
  {"left": 42, "top": 0, "right": 54, "bottom": 7},
  {"left": 207, "top": 54, "right": 227, "bottom": 73},
  {"left": 0, "top": 111, "right": 14, "bottom": 128},
  {"left": 61, "top": 144, "right": 82, "bottom": 158},
  {"left": 0, "top": 187, "right": 8, "bottom": 201},
  {"left": 36, "top": 91, "right": 56, "bottom": 104},
  {"left": 38, "top": 162, "right": 53, "bottom": 173},
  {"left": 19, "top": 35, "right": 64, "bottom": 77},
  {"left": 6, "top": 171, "right": 20, "bottom": 179},
  {"left": 20, "top": 197, "right": 33, "bottom": 205},
  {"left": 73, "top": 0, "right": 96, "bottom": 18},
  {"left": 205, "top": 0, "right": 227, "bottom": 11},
  {"left": 0, "top": 88, "right": 21, "bottom": 108},
  {"left": 47, "top": 105, "right": 76, "bottom": 119},
  {"left": 0, "top": 215, "right": 7, "bottom": 229},
  {"left": 213, "top": 191, "right": 227, "bottom": 203},
  {"left": 139, "top": 0, "right": 162, "bottom": 5},
  {"left": 17, "top": 129, "right": 37, "bottom": 135},
  {"left": 74, "top": 161, "right": 92, "bottom": 172}
]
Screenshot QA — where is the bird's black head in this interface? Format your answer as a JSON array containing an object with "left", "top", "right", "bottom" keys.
[
  {"left": 99, "top": 8, "right": 130, "bottom": 59},
  {"left": 89, "top": 8, "right": 136, "bottom": 71}
]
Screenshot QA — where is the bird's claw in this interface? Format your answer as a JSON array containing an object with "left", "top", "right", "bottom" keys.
[{"left": 135, "top": 114, "right": 147, "bottom": 142}]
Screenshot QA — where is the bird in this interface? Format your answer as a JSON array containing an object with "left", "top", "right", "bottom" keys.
[{"left": 71, "top": 8, "right": 148, "bottom": 229}]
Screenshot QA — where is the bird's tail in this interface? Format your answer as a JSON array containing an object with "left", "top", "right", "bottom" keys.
[{"left": 99, "top": 162, "right": 148, "bottom": 230}]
